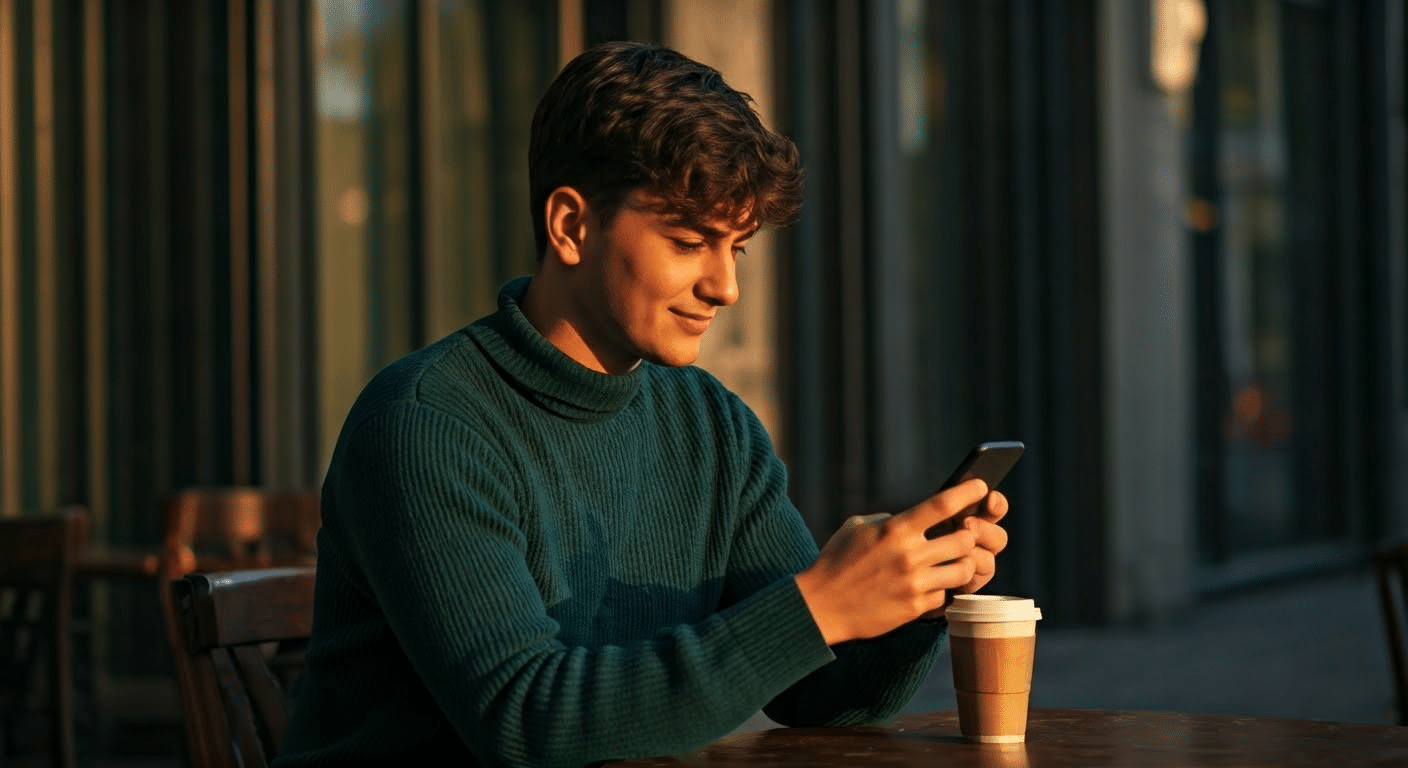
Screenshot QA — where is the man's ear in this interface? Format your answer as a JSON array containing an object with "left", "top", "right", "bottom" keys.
[{"left": 545, "top": 187, "right": 590, "bottom": 267}]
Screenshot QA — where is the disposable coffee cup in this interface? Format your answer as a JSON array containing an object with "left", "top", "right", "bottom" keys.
[
  {"left": 977, "top": 743, "right": 1030, "bottom": 768},
  {"left": 947, "top": 594, "right": 1042, "bottom": 743}
]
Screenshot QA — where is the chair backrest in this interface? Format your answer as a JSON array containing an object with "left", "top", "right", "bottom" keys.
[
  {"left": 1375, "top": 541, "right": 1408, "bottom": 725},
  {"left": 157, "top": 488, "right": 319, "bottom": 767},
  {"left": 168, "top": 566, "right": 317, "bottom": 768},
  {"left": 0, "top": 506, "right": 87, "bottom": 768},
  {"left": 159, "top": 487, "right": 321, "bottom": 582}
]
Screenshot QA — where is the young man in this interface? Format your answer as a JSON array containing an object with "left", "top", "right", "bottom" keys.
[{"left": 274, "top": 42, "right": 1008, "bottom": 768}]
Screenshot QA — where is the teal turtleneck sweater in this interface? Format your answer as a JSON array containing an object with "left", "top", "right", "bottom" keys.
[{"left": 273, "top": 277, "right": 944, "bottom": 768}]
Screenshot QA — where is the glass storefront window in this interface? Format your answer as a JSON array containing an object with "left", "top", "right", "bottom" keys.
[
  {"left": 311, "top": 0, "right": 558, "bottom": 464},
  {"left": 314, "top": 0, "right": 413, "bottom": 456},
  {"left": 1215, "top": 0, "right": 1295, "bottom": 552},
  {"left": 1195, "top": 0, "right": 1354, "bottom": 567}
]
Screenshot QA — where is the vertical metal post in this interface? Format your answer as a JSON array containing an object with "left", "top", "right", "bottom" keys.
[
  {"left": 176, "top": 0, "right": 219, "bottom": 483},
  {"left": 255, "top": 0, "right": 278, "bottom": 485},
  {"left": 145, "top": 0, "right": 173, "bottom": 500},
  {"left": 1376, "top": 0, "right": 1406, "bottom": 540},
  {"left": 1360, "top": 0, "right": 1400, "bottom": 543},
  {"left": 1009, "top": 0, "right": 1047, "bottom": 601},
  {"left": 560, "top": 0, "right": 584, "bottom": 66},
  {"left": 34, "top": 0, "right": 58, "bottom": 508},
  {"left": 83, "top": 0, "right": 107, "bottom": 533},
  {"left": 777, "top": 0, "right": 829, "bottom": 535},
  {"left": 292, "top": 0, "right": 321, "bottom": 486},
  {"left": 1331, "top": 0, "right": 1365, "bottom": 551},
  {"left": 1191, "top": 1, "right": 1227, "bottom": 564},
  {"left": 229, "top": 0, "right": 253, "bottom": 484},
  {"left": 269, "top": 0, "right": 314, "bottom": 486},
  {"left": 867, "top": 0, "right": 922, "bottom": 505},
  {"left": 1054, "top": 0, "right": 1107, "bottom": 624},
  {"left": 834, "top": 0, "right": 868, "bottom": 519},
  {"left": 0, "top": 0, "right": 19, "bottom": 517},
  {"left": 414, "top": 0, "right": 440, "bottom": 343}
]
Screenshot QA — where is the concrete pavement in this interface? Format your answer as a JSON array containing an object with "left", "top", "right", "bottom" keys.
[{"left": 737, "top": 567, "right": 1397, "bottom": 732}]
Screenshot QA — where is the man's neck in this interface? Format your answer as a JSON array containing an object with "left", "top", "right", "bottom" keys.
[{"left": 520, "top": 273, "right": 639, "bottom": 375}]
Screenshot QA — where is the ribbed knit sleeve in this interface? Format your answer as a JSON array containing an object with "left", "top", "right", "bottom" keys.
[
  {"left": 714, "top": 389, "right": 945, "bottom": 727},
  {"left": 301, "top": 400, "right": 835, "bottom": 767}
]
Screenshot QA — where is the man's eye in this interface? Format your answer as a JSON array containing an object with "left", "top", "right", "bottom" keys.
[
  {"left": 673, "top": 239, "right": 705, "bottom": 251},
  {"left": 733, "top": 245, "right": 748, "bottom": 257}
]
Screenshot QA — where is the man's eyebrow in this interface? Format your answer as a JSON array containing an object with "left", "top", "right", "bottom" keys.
[{"left": 662, "top": 216, "right": 756, "bottom": 241}]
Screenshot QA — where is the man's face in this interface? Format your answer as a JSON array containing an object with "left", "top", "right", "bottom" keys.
[{"left": 573, "top": 190, "right": 751, "bottom": 372}]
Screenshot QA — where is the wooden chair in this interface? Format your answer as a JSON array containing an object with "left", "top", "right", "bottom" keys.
[
  {"left": 1374, "top": 541, "right": 1408, "bottom": 725},
  {"left": 0, "top": 506, "right": 88, "bottom": 768},
  {"left": 156, "top": 487, "right": 319, "bottom": 764},
  {"left": 168, "top": 566, "right": 317, "bottom": 768},
  {"left": 158, "top": 487, "right": 321, "bottom": 582}
]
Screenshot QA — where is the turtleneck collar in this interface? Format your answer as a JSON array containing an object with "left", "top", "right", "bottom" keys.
[{"left": 467, "top": 276, "right": 643, "bottom": 422}]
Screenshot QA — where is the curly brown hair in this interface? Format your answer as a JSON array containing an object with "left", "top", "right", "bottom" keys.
[{"left": 529, "top": 41, "right": 804, "bottom": 257}]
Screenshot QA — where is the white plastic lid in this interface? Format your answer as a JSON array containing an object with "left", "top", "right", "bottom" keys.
[{"left": 945, "top": 594, "right": 1042, "bottom": 622}]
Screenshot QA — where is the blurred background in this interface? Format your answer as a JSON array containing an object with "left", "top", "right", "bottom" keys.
[{"left": 1, "top": 0, "right": 1406, "bottom": 760}]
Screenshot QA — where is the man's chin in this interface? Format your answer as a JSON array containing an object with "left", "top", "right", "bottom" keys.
[{"left": 642, "top": 345, "right": 702, "bottom": 369}]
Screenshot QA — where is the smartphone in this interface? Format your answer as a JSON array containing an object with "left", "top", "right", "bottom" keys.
[{"left": 926, "top": 440, "right": 1024, "bottom": 538}]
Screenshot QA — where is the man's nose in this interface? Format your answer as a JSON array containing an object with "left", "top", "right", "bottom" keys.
[{"left": 699, "top": 246, "right": 740, "bottom": 307}]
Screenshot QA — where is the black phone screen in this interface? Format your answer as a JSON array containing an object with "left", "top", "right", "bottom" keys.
[
  {"left": 926, "top": 440, "right": 1024, "bottom": 538},
  {"left": 939, "top": 440, "right": 1025, "bottom": 491}
]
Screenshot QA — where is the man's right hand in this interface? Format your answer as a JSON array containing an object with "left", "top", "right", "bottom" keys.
[{"left": 793, "top": 479, "right": 990, "bottom": 646}]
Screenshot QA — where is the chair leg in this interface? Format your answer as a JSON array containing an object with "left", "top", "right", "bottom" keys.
[
  {"left": 53, "top": 665, "right": 77, "bottom": 767},
  {"left": 1378, "top": 555, "right": 1408, "bottom": 727}
]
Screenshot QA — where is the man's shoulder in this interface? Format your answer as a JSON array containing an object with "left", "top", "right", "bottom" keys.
[
  {"left": 639, "top": 364, "right": 766, "bottom": 439},
  {"left": 344, "top": 329, "right": 492, "bottom": 427}
]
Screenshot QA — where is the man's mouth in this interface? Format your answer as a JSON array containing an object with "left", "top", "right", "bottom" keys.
[{"left": 671, "top": 309, "right": 714, "bottom": 334}]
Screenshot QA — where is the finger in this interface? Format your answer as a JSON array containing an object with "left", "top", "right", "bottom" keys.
[
  {"left": 979, "top": 490, "right": 1009, "bottom": 523},
  {"left": 914, "top": 526, "right": 978, "bottom": 567},
  {"left": 951, "top": 545, "right": 999, "bottom": 594},
  {"left": 845, "top": 512, "right": 891, "bottom": 529},
  {"left": 925, "top": 496, "right": 987, "bottom": 539},
  {"left": 967, "top": 546, "right": 996, "bottom": 581},
  {"left": 964, "top": 563, "right": 997, "bottom": 595},
  {"left": 918, "top": 606, "right": 947, "bottom": 621},
  {"left": 967, "top": 516, "right": 1009, "bottom": 556},
  {"left": 917, "top": 557, "right": 979, "bottom": 594},
  {"left": 898, "top": 478, "right": 988, "bottom": 533}
]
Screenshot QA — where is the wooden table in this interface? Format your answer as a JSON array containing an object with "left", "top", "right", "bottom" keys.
[
  {"left": 76, "top": 546, "right": 160, "bottom": 581},
  {"left": 606, "top": 708, "right": 1408, "bottom": 767}
]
